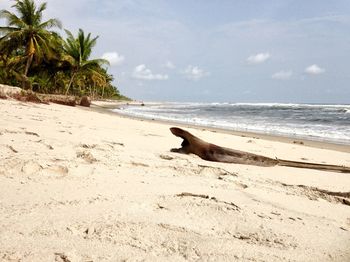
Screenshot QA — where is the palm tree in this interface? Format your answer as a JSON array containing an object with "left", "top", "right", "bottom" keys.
[
  {"left": 63, "top": 28, "right": 109, "bottom": 95},
  {"left": 0, "top": 0, "right": 62, "bottom": 89}
]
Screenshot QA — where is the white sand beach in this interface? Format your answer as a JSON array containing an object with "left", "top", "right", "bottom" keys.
[{"left": 0, "top": 98, "right": 350, "bottom": 261}]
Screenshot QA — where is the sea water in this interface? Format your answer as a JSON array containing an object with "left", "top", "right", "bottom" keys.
[{"left": 114, "top": 102, "right": 350, "bottom": 145}]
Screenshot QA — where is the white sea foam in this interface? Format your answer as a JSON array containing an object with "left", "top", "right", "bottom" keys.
[{"left": 113, "top": 102, "right": 350, "bottom": 145}]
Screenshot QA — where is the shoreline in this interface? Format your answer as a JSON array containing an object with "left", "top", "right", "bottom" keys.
[{"left": 91, "top": 101, "right": 350, "bottom": 153}]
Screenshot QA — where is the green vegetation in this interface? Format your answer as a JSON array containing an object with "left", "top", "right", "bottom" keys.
[{"left": 0, "top": 0, "right": 127, "bottom": 100}]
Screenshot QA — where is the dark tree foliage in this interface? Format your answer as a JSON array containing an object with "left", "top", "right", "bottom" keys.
[{"left": 0, "top": 0, "right": 127, "bottom": 100}]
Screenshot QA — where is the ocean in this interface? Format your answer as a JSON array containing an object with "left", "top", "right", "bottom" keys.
[{"left": 113, "top": 102, "right": 350, "bottom": 145}]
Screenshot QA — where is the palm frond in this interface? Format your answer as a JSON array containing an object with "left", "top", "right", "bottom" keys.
[
  {"left": 15, "top": 0, "right": 36, "bottom": 26},
  {"left": 0, "top": 26, "right": 19, "bottom": 36},
  {"left": 0, "top": 10, "right": 26, "bottom": 28},
  {"left": 36, "top": 2, "right": 47, "bottom": 22},
  {"left": 85, "top": 58, "right": 110, "bottom": 67},
  {"left": 39, "top": 18, "right": 62, "bottom": 30}
]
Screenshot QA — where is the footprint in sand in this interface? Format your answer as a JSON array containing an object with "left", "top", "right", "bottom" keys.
[
  {"left": 196, "top": 165, "right": 238, "bottom": 179},
  {"left": 159, "top": 154, "right": 174, "bottom": 160},
  {"left": 76, "top": 150, "right": 97, "bottom": 163},
  {"left": 6, "top": 145, "right": 18, "bottom": 153},
  {"left": 54, "top": 252, "right": 81, "bottom": 262},
  {"left": 36, "top": 140, "right": 54, "bottom": 150},
  {"left": 21, "top": 160, "right": 43, "bottom": 175},
  {"left": 79, "top": 143, "right": 97, "bottom": 149},
  {"left": 0, "top": 252, "right": 22, "bottom": 261},
  {"left": 24, "top": 131, "right": 40, "bottom": 137},
  {"left": 4, "top": 161, "right": 64, "bottom": 178},
  {"left": 4, "top": 129, "right": 19, "bottom": 134},
  {"left": 44, "top": 165, "right": 69, "bottom": 177}
]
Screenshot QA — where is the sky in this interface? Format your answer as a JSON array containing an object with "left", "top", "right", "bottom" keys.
[{"left": 1, "top": 0, "right": 350, "bottom": 103}]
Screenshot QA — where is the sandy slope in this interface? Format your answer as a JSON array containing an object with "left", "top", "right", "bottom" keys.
[{"left": 0, "top": 99, "right": 349, "bottom": 262}]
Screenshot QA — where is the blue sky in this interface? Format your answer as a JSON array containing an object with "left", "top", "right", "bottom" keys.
[{"left": 1, "top": 0, "right": 350, "bottom": 103}]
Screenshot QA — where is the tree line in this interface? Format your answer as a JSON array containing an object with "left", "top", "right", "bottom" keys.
[{"left": 0, "top": 0, "right": 127, "bottom": 99}]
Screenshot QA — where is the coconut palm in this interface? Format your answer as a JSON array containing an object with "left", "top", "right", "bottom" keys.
[
  {"left": 0, "top": 0, "right": 62, "bottom": 88},
  {"left": 63, "top": 28, "right": 109, "bottom": 95}
]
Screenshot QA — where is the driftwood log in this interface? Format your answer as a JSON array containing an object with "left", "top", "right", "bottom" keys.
[{"left": 170, "top": 127, "right": 350, "bottom": 173}]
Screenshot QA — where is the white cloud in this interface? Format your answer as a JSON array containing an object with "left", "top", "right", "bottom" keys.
[
  {"left": 183, "top": 65, "right": 209, "bottom": 81},
  {"left": 305, "top": 64, "right": 325, "bottom": 75},
  {"left": 101, "top": 52, "right": 125, "bottom": 66},
  {"left": 247, "top": 52, "right": 270, "bottom": 64},
  {"left": 272, "top": 70, "right": 293, "bottom": 80},
  {"left": 164, "top": 61, "right": 176, "bottom": 69},
  {"left": 132, "top": 64, "right": 168, "bottom": 80}
]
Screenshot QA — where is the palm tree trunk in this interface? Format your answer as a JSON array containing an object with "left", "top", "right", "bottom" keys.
[
  {"left": 65, "top": 71, "right": 76, "bottom": 95},
  {"left": 89, "top": 84, "right": 93, "bottom": 98},
  {"left": 102, "top": 85, "right": 105, "bottom": 98},
  {"left": 23, "top": 54, "right": 34, "bottom": 89}
]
